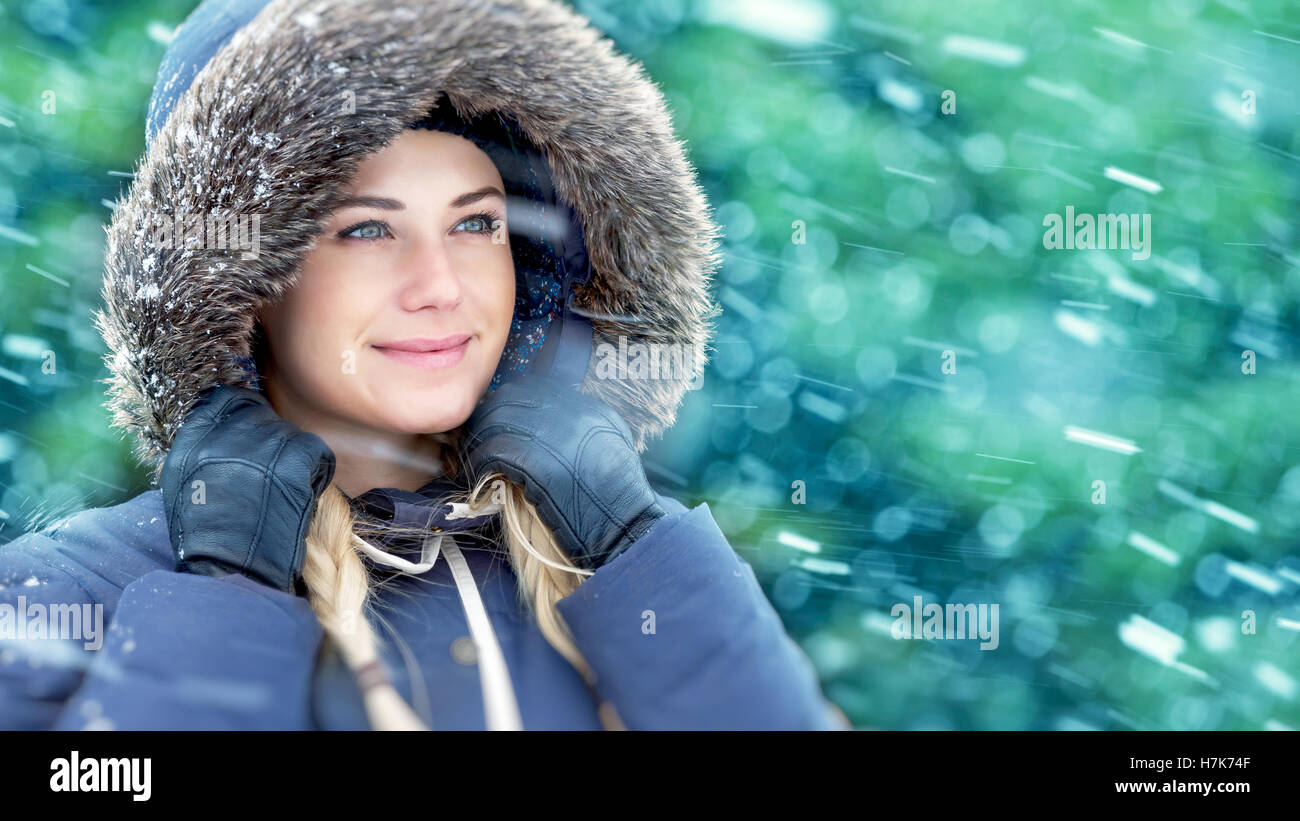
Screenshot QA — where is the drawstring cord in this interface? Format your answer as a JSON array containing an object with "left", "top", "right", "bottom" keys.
[
  {"left": 349, "top": 480, "right": 508, "bottom": 573},
  {"left": 439, "top": 537, "right": 524, "bottom": 731},
  {"left": 349, "top": 478, "right": 623, "bottom": 730},
  {"left": 353, "top": 479, "right": 523, "bottom": 730}
]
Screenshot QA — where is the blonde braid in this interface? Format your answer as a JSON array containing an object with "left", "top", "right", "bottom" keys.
[
  {"left": 296, "top": 436, "right": 627, "bottom": 730},
  {"left": 302, "top": 487, "right": 428, "bottom": 730}
]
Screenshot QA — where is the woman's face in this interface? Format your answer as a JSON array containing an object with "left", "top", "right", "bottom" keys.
[{"left": 258, "top": 129, "right": 515, "bottom": 437}]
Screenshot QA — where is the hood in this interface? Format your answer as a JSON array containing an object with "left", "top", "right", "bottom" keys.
[{"left": 95, "top": 0, "right": 723, "bottom": 485}]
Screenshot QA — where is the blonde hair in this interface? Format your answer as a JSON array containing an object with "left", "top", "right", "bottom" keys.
[{"left": 300, "top": 431, "right": 625, "bottom": 730}]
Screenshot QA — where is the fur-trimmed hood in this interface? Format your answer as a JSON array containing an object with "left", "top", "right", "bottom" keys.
[{"left": 95, "top": 0, "right": 723, "bottom": 484}]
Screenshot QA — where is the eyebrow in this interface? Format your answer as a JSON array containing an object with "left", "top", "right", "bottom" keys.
[
  {"left": 334, "top": 185, "right": 506, "bottom": 212},
  {"left": 449, "top": 185, "right": 507, "bottom": 208},
  {"left": 335, "top": 195, "right": 404, "bottom": 210}
]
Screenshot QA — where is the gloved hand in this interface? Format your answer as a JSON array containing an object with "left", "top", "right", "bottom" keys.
[
  {"left": 160, "top": 384, "right": 336, "bottom": 595},
  {"left": 463, "top": 374, "right": 666, "bottom": 570}
]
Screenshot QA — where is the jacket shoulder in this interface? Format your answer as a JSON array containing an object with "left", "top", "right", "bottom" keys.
[{"left": 1, "top": 490, "right": 172, "bottom": 604}]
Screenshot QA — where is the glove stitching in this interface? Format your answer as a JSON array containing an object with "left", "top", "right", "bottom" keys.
[
  {"left": 572, "top": 423, "right": 652, "bottom": 559},
  {"left": 246, "top": 435, "right": 291, "bottom": 586},
  {"left": 462, "top": 402, "right": 538, "bottom": 449},
  {"left": 168, "top": 389, "right": 252, "bottom": 557},
  {"left": 478, "top": 451, "right": 585, "bottom": 562},
  {"left": 466, "top": 378, "right": 652, "bottom": 567},
  {"left": 164, "top": 476, "right": 186, "bottom": 562},
  {"left": 585, "top": 398, "right": 635, "bottom": 439},
  {"left": 474, "top": 423, "right": 631, "bottom": 563},
  {"left": 268, "top": 440, "right": 321, "bottom": 594},
  {"left": 571, "top": 424, "right": 637, "bottom": 526}
]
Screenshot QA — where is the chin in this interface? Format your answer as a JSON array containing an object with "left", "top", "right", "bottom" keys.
[{"left": 376, "top": 382, "right": 480, "bottom": 434}]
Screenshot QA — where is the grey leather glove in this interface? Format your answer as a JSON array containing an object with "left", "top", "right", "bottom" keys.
[
  {"left": 463, "top": 373, "right": 666, "bottom": 570},
  {"left": 160, "top": 384, "right": 336, "bottom": 595}
]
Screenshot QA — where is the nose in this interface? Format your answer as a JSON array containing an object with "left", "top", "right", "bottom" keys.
[{"left": 397, "top": 233, "right": 463, "bottom": 312}]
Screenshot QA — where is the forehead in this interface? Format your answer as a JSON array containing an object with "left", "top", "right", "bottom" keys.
[{"left": 348, "top": 129, "right": 504, "bottom": 195}]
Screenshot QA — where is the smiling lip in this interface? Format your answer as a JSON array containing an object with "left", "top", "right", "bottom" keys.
[{"left": 373, "top": 335, "right": 471, "bottom": 370}]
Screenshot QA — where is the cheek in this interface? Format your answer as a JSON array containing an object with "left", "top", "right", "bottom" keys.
[
  {"left": 276, "top": 265, "right": 369, "bottom": 380},
  {"left": 496, "top": 273, "right": 518, "bottom": 330},
  {"left": 477, "top": 261, "right": 517, "bottom": 340}
]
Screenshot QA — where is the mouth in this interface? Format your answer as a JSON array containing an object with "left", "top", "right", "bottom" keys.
[{"left": 372, "top": 334, "right": 472, "bottom": 371}]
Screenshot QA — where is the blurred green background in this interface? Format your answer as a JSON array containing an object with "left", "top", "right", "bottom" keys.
[{"left": 2, "top": 0, "right": 1298, "bottom": 730}]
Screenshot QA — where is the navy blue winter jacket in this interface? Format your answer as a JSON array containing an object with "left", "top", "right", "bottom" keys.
[{"left": 0, "top": 483, "right": 844, "bottom": 730}]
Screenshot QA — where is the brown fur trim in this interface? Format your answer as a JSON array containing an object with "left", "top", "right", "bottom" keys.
[{"left": 95, "top": 0, "right": 722, "bottom": 483}]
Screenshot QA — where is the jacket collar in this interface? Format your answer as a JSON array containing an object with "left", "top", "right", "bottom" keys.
[{"left": 341, "top": 475, "right": 498, "bottom": 536}]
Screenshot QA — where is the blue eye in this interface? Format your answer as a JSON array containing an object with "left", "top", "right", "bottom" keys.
[
  {"left": 338, "top": 220, "right": 391, "bottom": 241},
  {"left": 456, "top": 211, "right": 504, "bottom": 236}
]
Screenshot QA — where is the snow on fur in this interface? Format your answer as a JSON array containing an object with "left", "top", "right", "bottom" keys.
[{"left": 94, "top": 0, "right": 723, "bottom": 484}]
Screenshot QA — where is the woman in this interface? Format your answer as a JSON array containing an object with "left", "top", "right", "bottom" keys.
[{"left": 0, "top": 0, "right": 848, "bottom": 731}]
